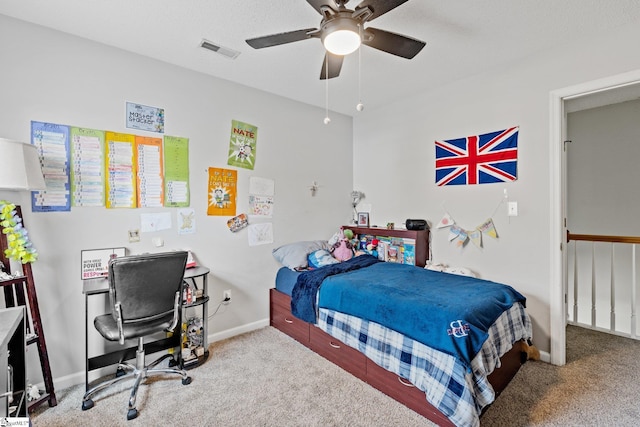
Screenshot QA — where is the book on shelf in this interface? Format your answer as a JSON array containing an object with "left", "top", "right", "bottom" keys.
[
  {"left": 377, "top": 240, "right": 389, "bottom": 261},
  {"left": 403, "top": 238, "right": 416, "bottom": 265},
  {"left": 387, "top": 244, "right": 401, "bottom": 263},
  {"left": 351, "top": 232, "right": 417, "bottom": 265}
]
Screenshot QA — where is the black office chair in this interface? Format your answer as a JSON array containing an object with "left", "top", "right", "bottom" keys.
[{"left": 81, "top": 251, "right": 193, "bottom": 420}]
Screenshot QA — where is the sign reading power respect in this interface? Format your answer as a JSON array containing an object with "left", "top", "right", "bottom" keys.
[{"left": 80, "top": 247, "right": 126, "bottom": 280}]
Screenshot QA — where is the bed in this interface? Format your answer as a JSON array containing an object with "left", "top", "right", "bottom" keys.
[{"left": 270, "top": 235, "right": 532, "bottom": 427}]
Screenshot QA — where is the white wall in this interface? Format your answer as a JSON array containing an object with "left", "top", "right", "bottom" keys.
[
  {"left": 353, "top": 22, "right": 640, "bottom": 354},
  {"left": 567, "top": 99, "right": 640, "bottom": 235},
  {"left": 0, "top": 16, "right": 353, "bottom": 388}
]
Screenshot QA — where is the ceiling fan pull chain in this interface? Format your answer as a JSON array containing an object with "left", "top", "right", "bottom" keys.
[
  {"left": 357, "top": 23, "right": 364, "bottom": 112},
  {"left": 324, "top": 54, "right": 331, "bottom": 124}
]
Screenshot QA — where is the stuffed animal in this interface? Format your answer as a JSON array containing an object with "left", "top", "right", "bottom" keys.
[
  {"left": 366, "top": 238, "right": 379, "bottom": 258},
  {"left": 187, "top": 317, "right": 204, "bottom": 348},
  {"left": 27, "top": 384, "right": 41, "bottom": 401},
  {"left": 331, "top": 229, "right": 354, "bottom": 262},
  {"left": 519, "top": 339, "right": 540, "bottom": 361}
]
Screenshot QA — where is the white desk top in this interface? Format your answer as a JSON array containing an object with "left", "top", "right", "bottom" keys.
[{"left": 0, "top": 306, "right": 24, "bottom": 349}]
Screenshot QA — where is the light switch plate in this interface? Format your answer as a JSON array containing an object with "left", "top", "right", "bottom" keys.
[{"left": 508, "top": 201, "right": 518, "bottom": 217}]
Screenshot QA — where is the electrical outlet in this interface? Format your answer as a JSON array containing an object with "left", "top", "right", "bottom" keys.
[
  {"left": 128, "top": 229, "right": 140, "bottom": 243},
  {"left": 223, "top": 289, "right": 231, "bottom": 304}
]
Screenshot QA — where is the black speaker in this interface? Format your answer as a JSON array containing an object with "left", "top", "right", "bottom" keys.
[{"left": 405, "top": 219, "right": 428, "bottom": 230}]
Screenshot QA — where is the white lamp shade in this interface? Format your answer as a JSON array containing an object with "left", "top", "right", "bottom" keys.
[
  {"left": 323, "top": 29, "right": 361, "bottom": 55},
  {"left": 321, "top": 17, "right": 361, "bottom": 56},
  {"left": 0, "top": 138, "right": 46, "bottom": 191}
]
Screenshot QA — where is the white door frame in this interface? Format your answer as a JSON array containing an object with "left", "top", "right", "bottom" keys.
[{"left": 549, "top": 69, "right": 640, "bottom": 365}]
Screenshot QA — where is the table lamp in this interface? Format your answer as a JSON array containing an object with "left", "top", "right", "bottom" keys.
[
  {"left": 0, "top": 138, "right": 46, "bottom": 191},
  {"left": 0, "top": 138, "right": 46, "bottom": 265},
  {"left": 0, "top": 137, "right": 58, "bottom": 411}
]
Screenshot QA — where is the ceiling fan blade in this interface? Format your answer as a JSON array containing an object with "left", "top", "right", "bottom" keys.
[
  {"left": 319, "top": 53, "right": 344, "bottom": 80},
  {"left": 307, "top": 0, "right": 338, "bottom": 15},
  {"left": 362, "top": 27, "right": 425, "bottom": 59},
  {"left": 246, "top": 28, "right": 317, "bottom": 49},
  {"left": 355, "top": 0, "right": 409, "bottom": 21}
]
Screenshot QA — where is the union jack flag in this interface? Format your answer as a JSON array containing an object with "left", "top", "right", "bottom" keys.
[{"left": 435, "top": 126, "right": 519, "bottom": 186}]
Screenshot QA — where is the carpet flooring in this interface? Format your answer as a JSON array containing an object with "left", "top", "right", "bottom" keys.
[{"left": 31, "top": 325, "right": 640, "bottom": 426}]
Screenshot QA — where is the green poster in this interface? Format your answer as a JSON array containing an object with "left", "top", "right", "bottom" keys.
[
  {"left": 163, "top": 135, "right": 190, "bottom": 207},
  {"left": 227, "top": 120, "right": 257, "bottom": 170}
]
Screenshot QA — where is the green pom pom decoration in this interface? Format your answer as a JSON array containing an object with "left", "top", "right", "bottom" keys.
[{"left": 0, "top": 200, "right": 38, "bottom": 264}]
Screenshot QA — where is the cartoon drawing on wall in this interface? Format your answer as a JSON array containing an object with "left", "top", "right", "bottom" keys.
[
  {"left": 207, "top": 167, "right": 237, "bottom": 216},
  {"left": 227, "top": 120, "right": 257, "bottom": 170},
  {"left": 178, "top": 208, "right": 196, "bottom": 234},
  {"left": 212, "top": 188, "right": 229, "bottom": 208},
  {"left": 248, "top": 222, "right": 273, "bottom": 246}
]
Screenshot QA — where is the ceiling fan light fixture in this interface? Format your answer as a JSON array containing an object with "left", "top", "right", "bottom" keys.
[{"left": 322, "top": 19, "right": 361, "bottom": 56}]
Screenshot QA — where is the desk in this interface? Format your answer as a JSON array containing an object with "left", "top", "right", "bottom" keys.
[
  {"left": 0, "top": 306, "right": 26, "bottom": 417},
  {"left": 83, "top": 266, "right": 210, "bottom": 390}
]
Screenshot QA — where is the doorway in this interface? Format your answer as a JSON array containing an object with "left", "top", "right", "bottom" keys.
[{"left": 549, "top": 70, "right": 640, "bottom": 366}]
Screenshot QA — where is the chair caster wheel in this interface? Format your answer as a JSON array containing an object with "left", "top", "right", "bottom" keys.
[
  {"left": 81, "top": 399, "right": 94, "bottom": 411},
  {"left": 116, "top": 367, "right": 126, "bottom": 377},
  {"left": 182, "top": 376, "right": 192, "bottom": 385},
  {"left": 127, "top": 408, "right": 138, "bottom": 420},
  {"left": 168, "top": 358, "right": 178, "bottom": 367}
]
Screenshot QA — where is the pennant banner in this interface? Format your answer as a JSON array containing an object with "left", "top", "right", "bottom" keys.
[
  {"left": 439, "top": 214, "right": 499, "bottom": 249},
  {"left": 478, "top": 218, "right": 498, "bottom": 239},
  {"left": 437, "top": 212, "right": 454, "bottom": 228},
  {"left": 469, "top": 229, "right": 482, "bottom": 248}
]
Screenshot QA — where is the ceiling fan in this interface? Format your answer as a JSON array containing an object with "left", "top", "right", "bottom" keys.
[{"left": 245, "top": 0, "right": 426, "bottom": 80}]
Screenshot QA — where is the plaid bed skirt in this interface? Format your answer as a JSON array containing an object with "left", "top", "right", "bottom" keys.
[{"left": 317, "top": 303, "right": 531, "bottom": 427}]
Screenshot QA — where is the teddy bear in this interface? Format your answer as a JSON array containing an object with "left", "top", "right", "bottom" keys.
[
  {"left": 519, "top": 339, "right": 540, "bottom": 361},
  {"left": 330, "top": 229, "right": 355, "bottom": 262},
  {"left": 186, "top": 317, "right": 204, "bottom": 348}
]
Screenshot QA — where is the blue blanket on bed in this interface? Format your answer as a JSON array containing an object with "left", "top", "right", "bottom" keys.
[
  {"left": 316, "top": 262, "right": 526, "bottom": 368},
  {"left": 290, "top": 255, "right": 381, "bottom": 323}
]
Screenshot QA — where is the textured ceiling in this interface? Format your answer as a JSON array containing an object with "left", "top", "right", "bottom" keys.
[{"left": 2, "top": 0, "right": 640, "bottom": 116}]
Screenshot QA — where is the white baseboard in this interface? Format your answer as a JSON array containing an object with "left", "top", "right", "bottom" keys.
[
  {"left": 47, "top": 366, "right": 117, "bottom": 394},
  {"left": 45, "top": 318, "right": 271, "bottom": 392},
  {"left": 207, "top": 318, "right": 270, "bottom": 343},
  {"left": 539, "top": 350, "right": 551, "bottom": 363}
]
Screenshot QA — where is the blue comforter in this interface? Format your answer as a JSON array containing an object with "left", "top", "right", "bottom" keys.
[
  {"left": 290, "top": 254, "right": 381, "bottom": 322},
  {"left": 291, "top": 257, "right": 526, "bottom": 369}
]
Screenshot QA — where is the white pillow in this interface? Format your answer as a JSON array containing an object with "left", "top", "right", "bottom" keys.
[
  {"left": 443, "top": 266, "right": 477, "bottom": 278},
  {"left": 272, "top": 240, "right": 329, "bottom": 270}
]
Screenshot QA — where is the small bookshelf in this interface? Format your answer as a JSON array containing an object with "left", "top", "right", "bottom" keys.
[{"left": 343, "top": 225, "right": 429, "bottom": 267}]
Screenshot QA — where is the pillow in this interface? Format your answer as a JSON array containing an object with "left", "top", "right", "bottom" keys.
[
  {"left": 272, "top": 240, "right": 329, "bottom": 270},
  {"left": 443, "top": 266, "right": 477, "bottom": 278},
  {"left": 308, "top": 249, "right": 339, "bottom": 269}
]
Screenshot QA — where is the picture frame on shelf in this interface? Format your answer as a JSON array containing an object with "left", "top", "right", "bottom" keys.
[{"left": 357, "top": 212, "right": 370, "bottom": 227}]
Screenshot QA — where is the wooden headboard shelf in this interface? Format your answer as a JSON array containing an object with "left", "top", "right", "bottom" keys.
[{"left": 342, "top": 225, "right": 430, "bottom": 268}]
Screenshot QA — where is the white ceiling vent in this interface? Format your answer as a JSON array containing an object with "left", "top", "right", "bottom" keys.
[{"left": 200, "top": 39, "right": 240, "bottom": 60}]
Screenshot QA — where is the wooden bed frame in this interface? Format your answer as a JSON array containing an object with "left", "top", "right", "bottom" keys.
[{"left": 270, "top": 288, "right": 526, "bottom": 426}]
